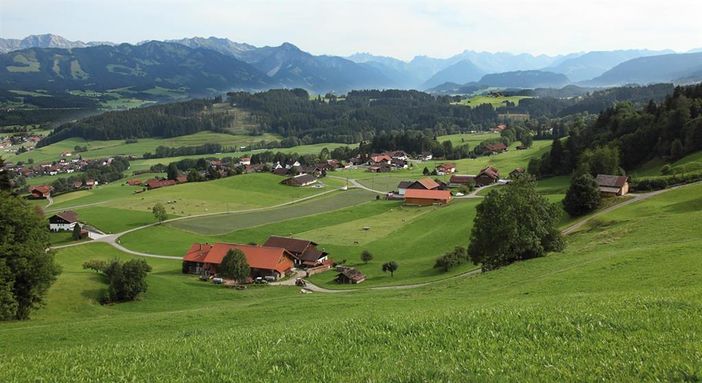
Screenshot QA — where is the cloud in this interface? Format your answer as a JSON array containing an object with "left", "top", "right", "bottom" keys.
[{"left": 1, "top": 0, "right": 700, "bottom": 60}]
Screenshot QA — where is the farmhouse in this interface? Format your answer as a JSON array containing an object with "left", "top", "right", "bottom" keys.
[
  {"left": 436, "top": 163, "right": 456, "bottom": 175},
  {"left": 484, "top": 143, "right": 508, "bottom": 154},
  {"left": 369, "top": 154, "right": 392, "bottom": 165},
  {"left": 48, "top": 211, "right": 79, "bottom": 232},
  {"left": 404, "top": 189, "right": 452, "bottom": 206},
  {"left": 182, "top": 243, "right": 295, "bottom": 281},
  {"left": 335, "top": 267, "right": 366, "bottom": 284},
  {"left": 596, "top": 174, "right": 629, "bottom": 196},
  {"left": 397, "top": 181, "right": 412, "bottom": 195},
  {"left": 127, "top": 179, "right": 142, "bottom": 186},
  {"left": 492, "top": 123, "right": 507, "bottom": 133},
  {"left": 449, "top": 175, "right": 475, "bottom": 187},
  {"left": 281, "top": 174, "right": 317, "bottom": 187},
  {"left": 239, "top": 157, "right": 251, "bottom": 166},
  {"left": 263, "top": 236, "right": 329, "bottom": 267},
  {"left": 407, "top": 177, "right": 440, "bottom": 191},
  {"left": 29, "top": 185, "right": 52, "bottom": 199},
  {"left": 475, "top": 166, "right": 500, "bottom": 186}
]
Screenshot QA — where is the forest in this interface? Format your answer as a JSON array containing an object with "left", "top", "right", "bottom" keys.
[{"left": 532, "top": 84, "right": 702, "bottom": 177}]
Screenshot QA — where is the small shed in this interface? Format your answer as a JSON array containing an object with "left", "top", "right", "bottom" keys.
[{"left": 335, "top": 267, "right": 366, "bottom": 284}]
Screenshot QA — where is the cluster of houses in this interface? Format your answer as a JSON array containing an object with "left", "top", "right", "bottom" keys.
[
  {"left": 182, "top": 235, "right": 333, "bottom": 282},
  {"left": 5, "top": 157, "right": 115, "bottom": 179},
  {"left": 0, "top": 134, "right": 42, "bottom": 154},
  {"left": 28, "top": 178, "right": 98, "bottom": 199}
]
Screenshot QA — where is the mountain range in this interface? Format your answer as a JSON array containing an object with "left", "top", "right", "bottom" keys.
[{"left": 1, "top": 34, "right": 701, "bottom": 95}]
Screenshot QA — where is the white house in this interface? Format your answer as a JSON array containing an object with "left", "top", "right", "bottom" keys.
[{"left": 48, "top": 211, "right": 79, "bottom": 232}]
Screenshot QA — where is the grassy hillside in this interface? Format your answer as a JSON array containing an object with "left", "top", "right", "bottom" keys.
[
  {"left": 1, "top": 182, "right": 700, "bottom": 381},
  {"left": 454, "top": 95, "right": 531, "bottom": 108}
]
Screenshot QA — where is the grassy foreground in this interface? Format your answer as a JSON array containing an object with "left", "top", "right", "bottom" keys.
[{"left": 1, "top": 183, "right": 701, "bottom": 381}]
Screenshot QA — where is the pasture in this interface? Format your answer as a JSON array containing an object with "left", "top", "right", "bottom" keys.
[
  {"left": 455, "top": 95, "right": 532, "bottom": 108},
  {"left": 1, "top": 183, "right": 701, "bottom": 381}
]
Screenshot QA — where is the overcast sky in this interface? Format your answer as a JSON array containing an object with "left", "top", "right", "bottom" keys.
[{"left": 1, "top": 0, "right": 700, "bottom": 60}]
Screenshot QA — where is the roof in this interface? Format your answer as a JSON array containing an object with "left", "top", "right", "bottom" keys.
[
  {"left": 596, "top": 174, "right": 628, "bottom": 188},
  {"left": 52, "top": 210, "right": 78, "bottom": 223},
  {"left": 282, "top": 174, "right": 317, "bottom": 186},
  {"left": 191, "top": 243, "right": 294, "bottom": 274},
  {"left": 413, "top": 177, "right": 440, "bottom": 190},
  {"left": 450, "top": 175, "right": 474, "bottom": 183},
  {"left": 510, "top": 167, "right": 525, "bottom": 174},
  {"left": 30, "top": 185, "right": 51, "bottom": 194},
  {"left": 397, "top": 180, "right": 413, "bottom": 189},
  {"left": 599, "top": 186, "right": 622, "bottom": 194},
  {"left": 437, "top": 163, "right": 456, "bottom": 169},
  {"left": 337, "top": 267, "right": 366, "bottom": 282},
  {"left": 404, "top": 189, "right": 452, "bottom": 201},
  {"left": 263, "top": 236, "right": 327, "bottom": 262},
  {"left": 485, "top": 143, "right": 508, "bottom": 152},
  {"left": 478, "top": 166, "right": 500, "bottom": 179}
]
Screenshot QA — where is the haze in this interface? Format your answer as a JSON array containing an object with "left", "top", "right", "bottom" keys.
[{"left": 1, "top": 0, "right": 701, "bottom": 60}]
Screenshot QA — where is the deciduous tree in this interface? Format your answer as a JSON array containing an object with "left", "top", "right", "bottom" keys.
[
  {"left": 360, "top": 250, "right": 374, "bottom": 264},
  {"left": 152, "top": 203, "right": 167, "bottom": 223},
  {"left": 563, "top": 174, "right": 601, "bottom": 217},
  {"left": 219, "top": 249, "right": 250, "bottom": 283},
  {"left": 382, "top": 261, "right": 398, "bottom": 277}
]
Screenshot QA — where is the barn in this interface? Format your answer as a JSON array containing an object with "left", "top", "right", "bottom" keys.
[
  {"left": 182, "top": 243, "right": 295, "bottom": 281},
  {"left": 404, "top": 189, "right": 452, "bottom": 206},
  {"left": 48, "top": 211, "right": 79, "bottom": 232}
]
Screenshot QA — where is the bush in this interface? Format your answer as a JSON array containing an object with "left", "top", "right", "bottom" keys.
[
  {"left": 82, "top": 259, "right": 107, "bottom": 273},
  {"left": 102, "top": 259, "right": 152, "bottom": 303},
  {"left": 631, "top": 171, "right": 702, "bottom": 191},
  {"left": 434, "top": 247, "right": 468, "bottom": 272}
]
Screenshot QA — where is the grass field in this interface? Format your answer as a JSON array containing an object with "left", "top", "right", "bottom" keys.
[
  {"left": 631, "top": 150, "right": 702, "bottom": 177},
  {"left": 2, "top": 182, "right": 701, "bottom": 381},
  {"left": 455, "top": 95, "right": 532, "bottom": 108},
  {"left": 12, "top": 131, "right": 283, "bottom": 164}
]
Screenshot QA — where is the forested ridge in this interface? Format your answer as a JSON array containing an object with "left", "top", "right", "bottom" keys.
[{"left": 534, "top": 83, "right": 702, "bottom": 176}]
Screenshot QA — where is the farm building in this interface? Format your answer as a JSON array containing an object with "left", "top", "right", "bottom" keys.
[
  {"left": 492, "top": 124, "right": 507, "bottom": 133},
  {"left": 182, "top": 243, "right": 295, "bottom": 281},
  {"left": 335, "top": 267, "right": 366, "bottom": 284},
  {"left": 484, "top": 143, "right": 508, "bottom": 154},
  {"left": 449, "top": 175, "right": 475, "bottom": 187},
  {"left": 239, "top": 157, "right": 251, "bottom": 166},
  {"left": 397, "top": 181, "right": 412, "bottom": 195},
  {"left": 436, "top": 163, "right": 456, "bottom": 175},
  {"left": 263, "top": 236, "right": 329, "bottom": 267},
  {"left": 145, "top": 179, "right": 177, "bottom": 190},
  {"left": 509, "top": 168, "right": 526, "bottom": 179},
  {"left": 404, "top": 189, "right": 452, "bottom": 206},
  {"left": 369, "top": 154, "right": 392, "bottom": 165},
  {"left": 29, "top": 185, "right": 52, "bottom": 199},
  {"left": 596, "top": 174, "right": 629, "bottom": 196},
  {"left": 281, "top": 174, "right": 318, "bottom": 187},
  {"left": 407, "top": 177, "right": 440, "bottom": 190},
  {"left": 48, "top": 211, "right": 79, "bottom": 232},
  {"left": 475, "top": 166, "right": 500, "bottom": 186},
  {"left": 127, "top": 179, "right": 143, "bottom": 186}
]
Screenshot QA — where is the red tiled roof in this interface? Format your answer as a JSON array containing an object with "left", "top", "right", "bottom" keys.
[
  {"left": 450, "top": 175, "right": 474, "bottom": 184},
  {"left": 415, "top": 177, "right": 440, "bottom": 190},
  {"left": 31, "top": 185, "right": 52, "bottom": 195},
  {"left": 404, "top": 189, "right": 452, "bottom": 201},
  {"left": 478, "top": 166, "right": 500, "bottom": 179},
  {"left": 198, "top": 243, "right": 294, "bottom": 274},
  {"left": 183, "top": 243, "right": 212, "bottom": 263}
]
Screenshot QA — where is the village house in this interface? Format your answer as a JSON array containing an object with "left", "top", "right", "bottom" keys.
[
  {"left": 404, "top": 189, "right": 453, "bottom": 206},
  {"left": 407, "top": 177, "right": 440, "bottom": 191},
  {"left": 369, "top": 154, "right": 392, "bottom": 165},
  {"left": 484, "top": 143, "right": 508, "bottom": 154},
  {"left": 263, "top": 236, "right": 329, "bottom": 268},
  {"left": 596, "top": 174, "right": 629, "bottom": 196},
  {"left": 435, "top": 163, "right": 456, "bottom": 175},
  {"left": 239, "top": 157, "right": 251, "bottom": 166},
  {"left": 29, "top": 185, "right": 52, "bottom": 199},
  {"left": 449, "top": 175, "right": 475, "bottom": 187},
  {"left": 48, "top": 211, "right": 79, "bottom": 232},
  {"left": 335, "top": 266, "right": 366, "bottom": 284},
  {"left": 475, "top": 166, "right": 500, "bottom": 186},
  {"left": 418, "top": 152, "right": 433, "bottom": 161},
  {"left": 492, "top": 123, "right": 507, "bottom": 133},
  {"left": 281, "top": 174, "right": 318, "bottom": 187},
  {"left": 182, "top": 243, "right": 295, "bottom": 281}
]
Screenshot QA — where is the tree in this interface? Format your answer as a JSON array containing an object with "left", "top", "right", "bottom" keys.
[
  {"left": 102, "top": 259, "right": 152, "bottom": 303},
  {"left": 434, "top": 246, "right": 467, "bottom": 272},
  {"left": 670, "top": 139, "right": 684, "bottom": 161},
  {"left": 360, "top": 250, "right": 374, "bottom": 264},
  {"left": 578, "top": 146, "right": 620, "bottom": 177},
  {"left": 152, "top": 203, "right": 167, "bottom": 223},
  {"left": 166, "top": 163, "right": 180, "bottom": 180},
  {"left": 0, "top": 192, "right": 61, "bottom": 320},
  {"left": 562, "top": 174, "right": 601, "bottom": 217},
  {"left": 72, "top": 223, "right": 83, "bottom": 241},
  {"left": 382, "top": 261, "right": 398, "bottom": 277},
  {"left": 218, "top": 249, "right": 250, "bottom": 282},
  {"left": 520, "top": 135, "right": 534, "bottom": 148},
  {"left": 468, "top": 176, "right": 564, "bottom": 271},
  {"left": 422, "top": 167, "right": 430, "bottom": 176},
  {"left": 0, "top": 158, "right": 11, "bottom": 191}
]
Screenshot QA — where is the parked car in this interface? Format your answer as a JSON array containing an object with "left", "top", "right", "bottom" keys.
[
  {"left": 254, "top": 277, "right": 268, "bottom": 284},
  {"left": 212, "top": 277, "right": 224, "bottom": 285}
]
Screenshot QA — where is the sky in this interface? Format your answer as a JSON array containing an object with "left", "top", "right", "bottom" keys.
[{"left": 1, "top": 0, "right": 701, "bottom": 60}]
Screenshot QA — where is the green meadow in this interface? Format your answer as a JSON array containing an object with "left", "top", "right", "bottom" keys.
[
  {"left": 1, "top": 182, "right": 701, "bottom": 381},
  {"left": 455, "top": 95, "right": 532, "bottom": 108}
]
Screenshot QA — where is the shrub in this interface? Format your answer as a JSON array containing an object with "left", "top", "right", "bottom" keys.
[{"left": 563, "top": 174, "right": 601, "bottom": 217}]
